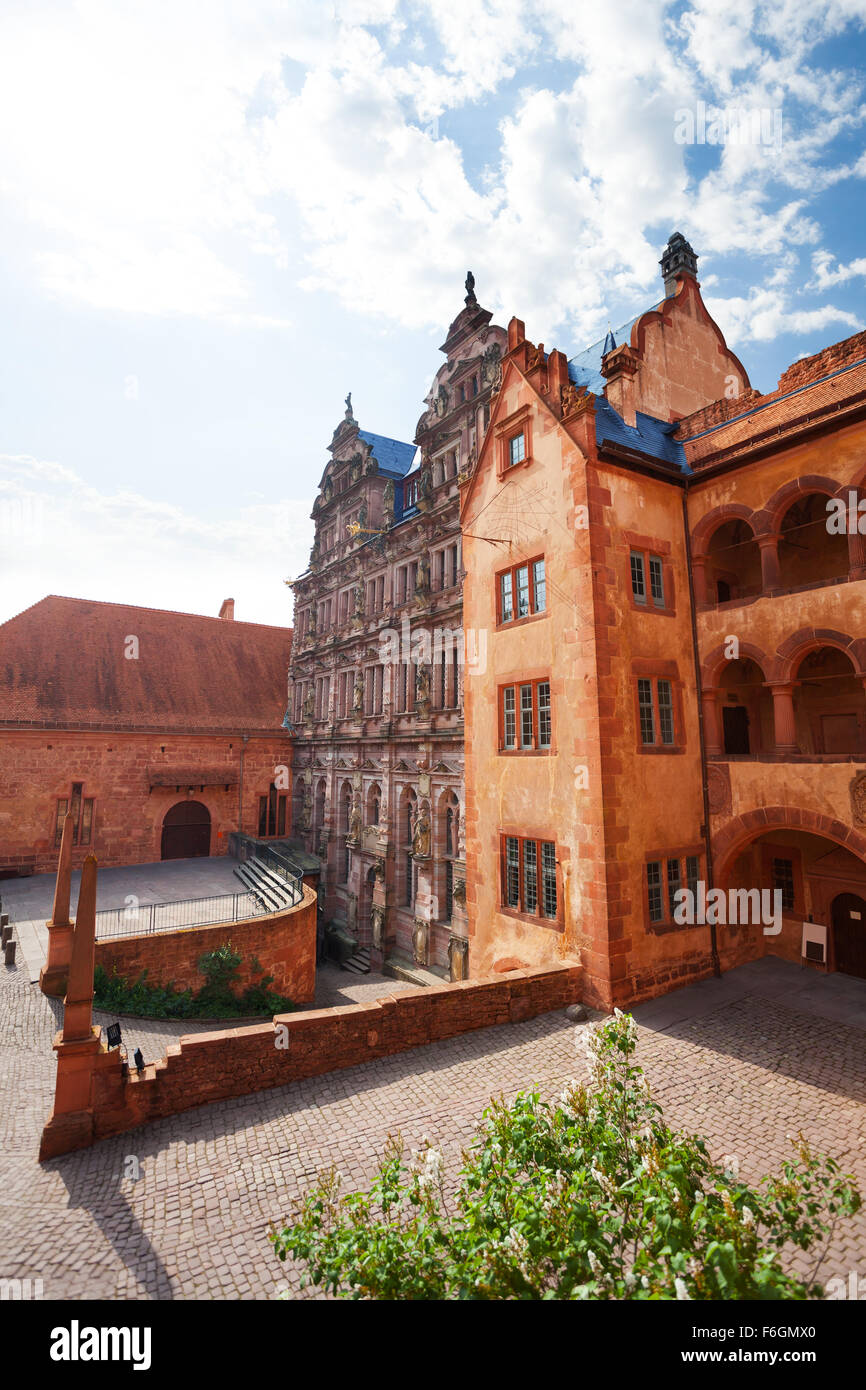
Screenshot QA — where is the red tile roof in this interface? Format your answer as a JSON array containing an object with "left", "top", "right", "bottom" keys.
[
  {"left": 678, "top": 330, "right": 866, "bottom": 469},
  {"left": 0, "top": 596, "right": 292, "bottom": 732}
]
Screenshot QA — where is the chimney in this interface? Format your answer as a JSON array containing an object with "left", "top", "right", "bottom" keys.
[
  {"left": 219, "top": 598, "right": 235, "bottom": 621},
  {"left": 659, "top": 231, "right": 698, "bottom": 298}
]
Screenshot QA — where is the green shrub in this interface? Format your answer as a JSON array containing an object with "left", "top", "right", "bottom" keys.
[
  {"left": 93, "top": 945, "right": 296, "bottom": 1020},
  {"left": 270, "top": 1010, "right": 860, "bottom": 1300}
]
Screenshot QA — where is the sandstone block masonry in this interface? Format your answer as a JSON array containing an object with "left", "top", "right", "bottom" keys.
[
  {"left": 40, "top": 963, "right": 581, "bottom": 1158},
  {"left": 93, "top": 886, "right": 318, "bottom": 1004}
]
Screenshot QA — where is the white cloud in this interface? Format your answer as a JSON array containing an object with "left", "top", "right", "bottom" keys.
[
  {"left": 705, "top": 287, "right": 860, "bottom": 344},
  {"left": 808, "top": 249, "right": 866, "bottom": 290},
  {"left": 0, "top": 0, "right": 863, "bottom": 352},
  {"left": 0, "top": 453, "right": 312, "bottom": 627}
]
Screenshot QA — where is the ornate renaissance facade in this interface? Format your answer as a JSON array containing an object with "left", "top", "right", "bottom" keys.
[{"left": 287, "top": 277, "right": 506, "bottom": 979}]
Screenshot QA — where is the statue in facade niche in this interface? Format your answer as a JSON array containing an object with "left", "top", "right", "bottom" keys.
[
  {"left": 415, "top": 663, "right": 431, "bottom": 705},
  {"left": 383, "top": 478, "right": 395, "bottom": 521},
  {"left": 371, "top": 905, "right": 385, "bottom": 951},
  {"left": 448, "top": 934, "right": 468, "bottom": 981},
  {"left": 415, "top": 554, "right": 430, "bottom": 594},
  {"left": 418, "top": 459, "right": 432, "bottom": 501},
  {"left": 353, "top": 584, "right": 364, "bottom": 615},
  {"left": 352, "top": 674, "right": 364, "bottom": 714},
  {"left": 357, "top": 500, "right": 368, "bottom": 531},
  {"left": 481, "top": 342, "right": 501, "bottom": 383},
  {"left": 348, "top": 801, "right": 362, "bottom": 843},
  {"left": 412, "top": 805, "right": 431, "bottom": 859},
  {"left": 412, "top": 917, "right": 429, "bottom": 967}
]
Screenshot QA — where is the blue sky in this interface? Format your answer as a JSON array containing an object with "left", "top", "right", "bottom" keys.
[{"left": 1, "top": 0, "right": 865, "bottom": 627}]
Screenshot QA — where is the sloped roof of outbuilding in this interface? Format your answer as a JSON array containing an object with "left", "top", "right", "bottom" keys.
[{"left": 0, "top": 595, "right": 292, "bottom": 732}]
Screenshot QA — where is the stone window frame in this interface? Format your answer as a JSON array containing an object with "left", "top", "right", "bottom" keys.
[
  {"left": 494, "top": 404, "right": 534, "bottom": 479},
  {"left": 53, "top": 781, "right": 96, "bottom": 849},
  {"left": 643, "top": 845, "right": 705, "bottom": 933},
  {"left": 624, "top": 530, "right": 676, "bottom": 618},
  {"left": 631, "top": 659, "right": 687, "bottom": 755},
  {"left": 498, "top": 831, "right": 562, "bottom": 929},
  {"left": 495, "top": 554, "right": 547, "bottom": 628},
  {"left": 497, "top": 677, "right": 553, "bottom": 754}
]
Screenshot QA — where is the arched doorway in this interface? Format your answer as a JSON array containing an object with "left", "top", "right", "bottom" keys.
[
  {"left": 832, "top": 892, "right": 866, "bottom": 978},
  {"left": 160, "top": 801, "right": 211, "bottom": 860}
]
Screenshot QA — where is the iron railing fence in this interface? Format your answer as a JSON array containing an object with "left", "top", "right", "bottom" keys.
[
  {"left": 94, "top": 889, "right": 267, "bottom": 942},
  {"left": 93, "top": 852, "right": 304, "bottom": 942}
]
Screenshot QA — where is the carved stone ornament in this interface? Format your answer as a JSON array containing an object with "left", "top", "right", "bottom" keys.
[
  {"left": 706, "top": 763, "right": 732, "bottom": 818},
  {"left": 412, "top": 917, "right": 429, "bottom": 967},
  {"left": 448, "top": 934, "right": 469, "bottom": 981},
  {"left": 481, "top": 342, "right": 501, "bottom": 384},
  {"left": 412, "top": 805, "right": 431, "bottom": 859},
  {"left": 371, "top": 904, "right": 385, "bottom": 951},
  {"left": 851, "top": 771, "right": 866, "bottom": 827},
  {"left": 452, "top": 877, "right": 467, "bottom": 908}
]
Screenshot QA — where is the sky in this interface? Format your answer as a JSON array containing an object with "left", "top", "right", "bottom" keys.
[{"left": 1, "top": 0, "right": 866, "bottom": 629}]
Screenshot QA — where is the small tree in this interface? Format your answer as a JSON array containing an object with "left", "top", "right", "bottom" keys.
[{"left": 270, "top": 1011, "right": 860, "bottom": 1300}]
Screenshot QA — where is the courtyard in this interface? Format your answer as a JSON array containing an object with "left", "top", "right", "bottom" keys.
[{"left": 0, "top": 936, "right": 864, "bottom": 1299}]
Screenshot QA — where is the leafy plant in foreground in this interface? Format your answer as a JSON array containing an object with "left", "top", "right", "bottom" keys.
[{"left": 270, "top": 1010, "right": 859, "bottom": 1300}]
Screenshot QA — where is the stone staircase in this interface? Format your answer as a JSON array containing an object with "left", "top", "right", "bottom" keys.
[
  {"left": 232, "top": 856, "right": 298, "bottom": 914},
  {"left": 341, "top": 944, "right": 371, "bottom": 975}
]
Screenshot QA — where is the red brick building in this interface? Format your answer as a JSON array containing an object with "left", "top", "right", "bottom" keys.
[
  {"left": 0, "top": 595, "right": 293, "bottom": 875},
  {"left": 462, "top": 233, "right": 866, "bottom": 1005}
]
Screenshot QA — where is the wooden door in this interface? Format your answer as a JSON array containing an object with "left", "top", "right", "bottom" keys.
[
  {"left": 832, "top": 892, "right": 866, "bottom": 978},
  {"left": 160, "top": 801, "right": 211, "bottom": 860}
]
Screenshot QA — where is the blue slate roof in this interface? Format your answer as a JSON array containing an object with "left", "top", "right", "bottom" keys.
[
  {"left": 594, "top": 397, "right": 689, "bottom": 473},
  {"left": 357, "top": 429, "right": 417, "bottom": 477},
  {"left": 567, "top": 304, "right": 663, "bottom": 395}
]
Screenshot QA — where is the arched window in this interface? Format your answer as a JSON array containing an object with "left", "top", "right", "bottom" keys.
[
  {"left": 340, "top": 782, "right": 352, "bottom": 882},
  {"left": 779, "top": 493, "right": 849, "bottom": 589},
  {"left": 706, "top": 519, "right": 761, "bottom": 603},
  {"left": 794, "top": 647, "right": 865, "bottom": 754},
  {"left": 400, "top": 788, "right": 417, "bottom": 906},
  {"left": 439, "top": 791, "right": 460, "bottom": 921},
  {"left": 258, "top": 781, "right": 288, "bottom": 838},
  {"left": 366, "top": 782, "right": 381, "bottom": 826}
]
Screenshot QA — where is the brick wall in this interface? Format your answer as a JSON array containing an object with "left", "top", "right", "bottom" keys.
[
  {"left": 94, "top": 886, "right": 317, "bottom": 1003},
  {"left": 74, "top": 964, "right": 581, "bottom": 1153},
  {"left": 0, "top": 729, "right": 291, "bottom": 874}
]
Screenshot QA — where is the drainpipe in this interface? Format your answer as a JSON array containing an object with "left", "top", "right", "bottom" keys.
[
  {"left": 682, "top": 489, "right": 722, "bottom": 978},
  {"left": 239, "top": 734, "right": 249, "bottom": 841}
]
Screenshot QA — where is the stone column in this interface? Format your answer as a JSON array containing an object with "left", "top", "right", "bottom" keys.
[
  {"left": 39, "top": 813, "right": 75, "bottom": 997},
  {"left": 691, "top": 556, "right": 708, "bottom": 605},
  {"left": 701, "top": 688, "right": 723, "bottom": 757},
  {"left": 769, "top": 683, "right": 799, "bottom": 756},
  {"left": 847, "top": 524, "right": 866, "bottom": 580},
  {"left": 758, "top": 533, "right": 781, "bottom": 592},
  {"left": 39, "top": 855, "right": 105, "bottom": 1161}
]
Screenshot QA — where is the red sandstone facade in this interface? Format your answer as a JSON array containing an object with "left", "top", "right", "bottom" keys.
[
  {"left": 0, "top": 596, "right": 293, "bottom": 875},
  {"left": 288, "top": 279, "right": 506, "bottom": 979},
  {"left": 462, "top": 233, "right": 866, "bottom": 1006}
]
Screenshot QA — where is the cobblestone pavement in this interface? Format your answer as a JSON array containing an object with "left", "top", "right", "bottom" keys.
[{"left": 1, "top": 950, "right": 865, "bottom": 1300}]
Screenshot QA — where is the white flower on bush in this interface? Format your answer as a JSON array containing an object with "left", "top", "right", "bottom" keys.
[{"left": 675, "top": 1277, "right": 691, "bottom": 1301}]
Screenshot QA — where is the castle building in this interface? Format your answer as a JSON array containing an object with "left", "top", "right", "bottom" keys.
[
  {"left": 462, "top": 233, "right": 866, "bottom": 1005},
  {"left": 0, "top": 596, "right": 293, "bottom": 875},
  {"left": 287, "top": 276, "right": 506, "bottom": 978}
]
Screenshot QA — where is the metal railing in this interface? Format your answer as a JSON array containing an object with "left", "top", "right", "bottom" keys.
[
  {"left": 94, "top": 889, "right": 267, "bottom": 941},
  {"left": 251, "top": 844, "right": 304, "bottom": 903},
  {"left": 92, "top": 848, "right": 305, "bottom": 942}
]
